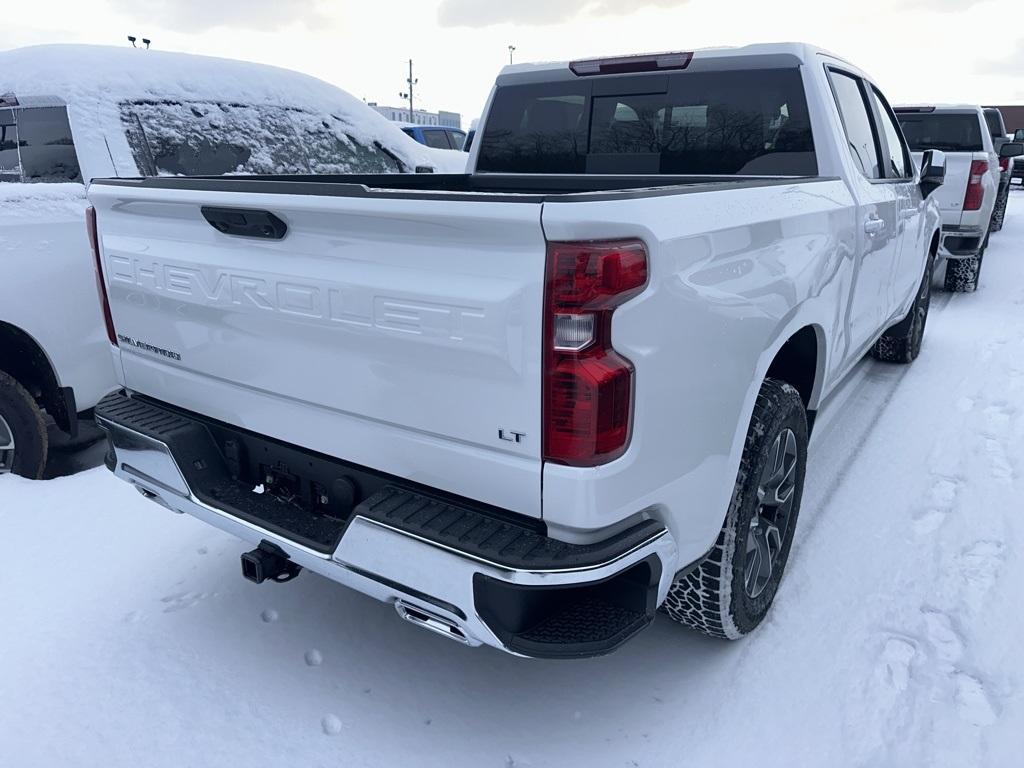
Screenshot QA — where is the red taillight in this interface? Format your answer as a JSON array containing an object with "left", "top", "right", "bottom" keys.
[
  {"left": 543, "top": 240, "right": 648, "bottom": 466},
  {"left": 964, "top": 160, "right": 988, "bottom": 211},
  {"left": 86, "top": 206, "right": 117, "bottom": 346},
  {"left": 999, "top": 157, "right": 1009, "bottom": 173}
]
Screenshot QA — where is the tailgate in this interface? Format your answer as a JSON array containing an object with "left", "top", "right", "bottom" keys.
[
  {"left": 911, "top": 151, "right": 975, "bottom": 227},
  {"left": 88, "top": 181, "right": 547, "bottom": 517}
]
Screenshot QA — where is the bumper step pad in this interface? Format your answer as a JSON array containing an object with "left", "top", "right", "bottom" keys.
[{"left": 356, "top": 486, "right": 663, "bottom": 571}]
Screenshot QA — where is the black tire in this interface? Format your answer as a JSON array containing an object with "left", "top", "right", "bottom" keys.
[
  {"left": 871, "top": 253, "right": 933, "bottom": 364},
  {"left": 943, "top": 253, "right": 982, "bottom": 293},
  {"left": 0, "top": 369, "right": 48, "bottom": 479},
  {"left": 662, "top": 378, "right": 808, "bottom": 639},
  {"left": 990, "top": 189, "right": 1007, "bottom": 232}
]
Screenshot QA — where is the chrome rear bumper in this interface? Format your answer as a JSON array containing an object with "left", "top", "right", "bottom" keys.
[
  {"left": 938, "top": 225, "right": 986, "bottom": 259},
  {"left": 96, "top": 394, "right": 677, "bottom": 658}
]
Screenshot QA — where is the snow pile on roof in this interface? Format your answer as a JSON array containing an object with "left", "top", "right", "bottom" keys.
[{"left": 0, "top": 45, "right": 465, "bottom": 177}]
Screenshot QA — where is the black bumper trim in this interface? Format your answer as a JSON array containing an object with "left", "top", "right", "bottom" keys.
[{"left": 95, "top": 391, "right": 662, "bottom": 571}]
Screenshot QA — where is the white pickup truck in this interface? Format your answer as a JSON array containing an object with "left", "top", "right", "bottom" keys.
[
  {"left": 90, "top": 44, "right": 944, "bottom": 658},
  {"left": 0, "top": 44, "right": 464, "bottom": 479},
  {"left": 895, "top": 105, "right": 1023, "bottom": 292}
]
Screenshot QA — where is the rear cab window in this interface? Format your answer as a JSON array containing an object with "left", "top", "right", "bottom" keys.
[
  {"left": 0, "top": 103, "right": 82, "bottom": 183},
  {"left": 477, "top": 68, "right": 816, "bottom": 176},
  {"left": 120, "top": 100, "right": 402, "bottom": 176},
  {"left": 895, "top": 111, "right": 984, "bottom": 153},
  {"left": 983, "top": 109, "right": 1003, "bottom": 139}
]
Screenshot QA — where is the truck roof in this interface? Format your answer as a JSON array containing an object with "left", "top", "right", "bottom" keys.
[
  {"left": 895, "top": 104, "right": 984, "bottom": 114},
  {"left": 0, "top": 44, "right": 378, "bottom": 117},
  {"left": 495, "top": 42, "right": 863, "bottom": 86}
]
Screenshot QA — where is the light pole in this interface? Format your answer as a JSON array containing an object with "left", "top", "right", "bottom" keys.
[
  {"left": 399, "top": 59, "right": 417, "bottom": 123},
  {"left": 508, "top": 45, "right": 516, "bottom": 65}
]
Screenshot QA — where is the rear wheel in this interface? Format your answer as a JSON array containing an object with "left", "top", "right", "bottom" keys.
[
  {"left": 872, "top": 254, "right": 933, "bottom": 364},
  {"left": 944, "top": 253, "right": 983, "bottom": 293},
  {"left": 990, "top": 188, "right": 1007, "bottom": 232},
  {"left": 0, "top": 369, "right": 48, "bottom": 479},
  {"left": 661, "top": 378, "right": 807, "bottom": 639}
]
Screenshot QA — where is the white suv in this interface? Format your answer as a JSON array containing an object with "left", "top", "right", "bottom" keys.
[{"left": 0, "top": 44, "right": 464, "bottom": 478}]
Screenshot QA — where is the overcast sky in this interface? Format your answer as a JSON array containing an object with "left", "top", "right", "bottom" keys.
[{"left": 4, "top": 0, "right": 1022, "bottom": 127}]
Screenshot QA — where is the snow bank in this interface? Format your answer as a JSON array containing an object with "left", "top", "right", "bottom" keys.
[
  {"left": 0, "top": 45, "right": 465, "bottom": 179},
  {"left": 0, "top": 181, "right": 84, "bottom": 202},
  {"left": 0, "top": 182, "right": 86, "bottom": 221}
]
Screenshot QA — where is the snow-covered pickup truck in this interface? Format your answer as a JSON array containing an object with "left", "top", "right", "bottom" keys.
[
  {"left": 0, "top": 45, "right": 464, "bottom": 479},
  {"left": 895, "top": 105, "right": 1023, "bottom": 292},
  {"left": 91, "top": 44, "right": 944, "bottom": 658}
]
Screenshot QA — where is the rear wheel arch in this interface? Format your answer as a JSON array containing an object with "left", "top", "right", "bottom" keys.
[
  {"left": 764, "top": 324, "right": 826, "bottom": 421},
  {"left": 0, "top": 321, "right": 72, "bottom": 433}
]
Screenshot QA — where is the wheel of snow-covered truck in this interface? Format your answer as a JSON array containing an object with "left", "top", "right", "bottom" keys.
[
  {"left": 0, "top": 369, "right": 48, "bottom": 479},
  {"left": 871, "top": 251, "right": 934, "bottom": 364},
  {"left": 662, "top": 378, "right": 807, "bottom": 639}
]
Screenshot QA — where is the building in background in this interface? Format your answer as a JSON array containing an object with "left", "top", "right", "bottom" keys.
[
  {"left": 990, "top": 105, "right": 1024, "bottom": 133},
  {"left": 367, "top": 103, "right": 461, "bottom": 129}
]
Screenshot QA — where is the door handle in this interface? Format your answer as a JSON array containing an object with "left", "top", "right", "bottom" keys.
[{"left": 864, "top": 216, "right": 886, "bottom": 236}]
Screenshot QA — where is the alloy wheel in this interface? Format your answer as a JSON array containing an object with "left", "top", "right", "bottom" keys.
[
  {"left": 745, "top": 427, "right": 799, "bottom": 598},
  {"left": 0, "top": 413, "right": 15, "bottom": 474}
]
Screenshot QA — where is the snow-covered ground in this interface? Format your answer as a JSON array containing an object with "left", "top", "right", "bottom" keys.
[{"left": 3, "top": 195, "right": 1024, "bottom": 767}]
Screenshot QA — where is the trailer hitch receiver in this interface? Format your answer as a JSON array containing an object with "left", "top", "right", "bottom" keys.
[{"left": 241, "top": 541, "right": 302, "bottom": 584}]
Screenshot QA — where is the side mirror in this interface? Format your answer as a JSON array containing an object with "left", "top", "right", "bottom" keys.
[
  {"left": 919, "top": 149, "right": 946, "bottom": 198},
  {"left": 999, "top": 142, "right": 1024, "bottom": 159}
]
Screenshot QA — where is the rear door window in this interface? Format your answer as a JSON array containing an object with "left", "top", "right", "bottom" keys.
[
  {"left": 869, "top": 87, "right": 911, "bottom": 179},
  {"left": 16, "top": 107, "right": 82, "bottom": 182},
  {"left": 477, "top": 69, "right": 815, "bottom": 176},
  {"left": 895, "top": 112, "right": 984, "bottom": 153},
  {"left": 422, "top": 129, "right": 452, "bottom": 149},
  {"left": 828, "top": 70, "right": 882, "bottom": 179},
  {"left": 447, "top": 130, "right": 466, "bottom": 149},
  {"left": 0, "top": 105, "right": 82, "bottom": 183}
]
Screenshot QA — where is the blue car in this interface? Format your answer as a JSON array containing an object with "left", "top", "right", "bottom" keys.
[{"left": 401, "top": 125, "right": 466, "bottom": 150}]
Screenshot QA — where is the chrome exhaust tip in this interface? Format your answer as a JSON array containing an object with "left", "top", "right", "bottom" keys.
[{"left": 395, "top": 600, "right": 470, "bottom": 644}]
